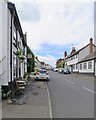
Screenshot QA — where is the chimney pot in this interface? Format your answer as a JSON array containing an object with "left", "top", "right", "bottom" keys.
[
  {"left": 90, "top": 38, "right": 93, "bottom": 53},
  {"left": 65, "top": 51, "right": 67, "bottom": 57}
]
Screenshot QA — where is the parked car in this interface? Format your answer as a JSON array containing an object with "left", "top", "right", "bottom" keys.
[
  {"left": 63, "top": 68, "right": 71, "bottom": 74},
  {"left": 58, "top": 68, "right": 64, "bottom": 73},
  {"left": 53, "top": 68, "right": 58, "bottom": 72},
  {"left": 35, "top": 69, "right": 49, "bottom": 81}
]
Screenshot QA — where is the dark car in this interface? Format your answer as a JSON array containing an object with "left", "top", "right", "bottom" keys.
[{"left": 63, "top": 68, "right": 71, "bottom": 74}]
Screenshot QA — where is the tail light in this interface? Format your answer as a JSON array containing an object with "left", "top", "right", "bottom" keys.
[
  {"left": 46, "top": 73, "right": 48, "bottom": 75},
  {"left": 36, "top": 72, "right": 39, "bottom": 75}
]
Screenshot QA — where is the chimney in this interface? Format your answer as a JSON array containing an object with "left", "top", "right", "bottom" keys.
[
  {"left": 36, "top": 56, "right": 38, "bottom": 60},
  {"left": 64, "top": 51, "right": 67, "bottom": 57},
  {"left": 70, "top": 47, "right": 76, "bottom": 55},
  {"left": 90, "top": 38, "right": 93, "bottom": 53}
]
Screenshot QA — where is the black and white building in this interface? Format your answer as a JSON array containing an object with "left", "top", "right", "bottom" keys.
[
  {"left": 0, "top": 0, "right": 27, "bottom": 93},
  {"left": 65, "top": 38, "right": 96, "bottom": 75}
]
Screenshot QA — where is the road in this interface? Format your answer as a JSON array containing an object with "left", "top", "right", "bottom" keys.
[{"left": 48, "top": 71, "right": 94, "bottom": 118}]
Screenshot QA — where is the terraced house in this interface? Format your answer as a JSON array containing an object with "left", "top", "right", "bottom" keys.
[
  {"left": 1, "top": 0, "right": 27, "bottom": 93},
  {"left": 65, "top": 38, "right": 96, "bottom": 75}
]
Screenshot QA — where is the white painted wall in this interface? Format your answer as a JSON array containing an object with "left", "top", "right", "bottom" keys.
[
  {"left": 79, "top": 60, "right": 94, "bottom": 73},
  {"left": 2, "top": 1, "right": 8, "bottom": 85},
  {"left": 67, "top": 57, "right": 78, "bottom": 66},
  {"left": 0, "top": 0, "right": 2, "bottom": 90}
]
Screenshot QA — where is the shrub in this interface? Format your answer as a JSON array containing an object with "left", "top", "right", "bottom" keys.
[{"left": 23, "top": 72, "right": 28, "bottom": 79}]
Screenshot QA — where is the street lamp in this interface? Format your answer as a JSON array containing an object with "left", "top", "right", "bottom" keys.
[{"left": 27, "top": 53, "right": 32, "bottom": 59}]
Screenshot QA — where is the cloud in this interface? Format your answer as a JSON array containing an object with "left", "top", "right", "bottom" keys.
[
  {"left": 12, "top": 1, "right": 94, "bottom": 51},
  {"left": 37, "top": 55, "right": 57, "bottom": 67},
  {"left": 10, "top": 0, "right": 94, "bottom": 66}
]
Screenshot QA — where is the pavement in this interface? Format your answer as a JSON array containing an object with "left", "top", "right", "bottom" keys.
[
  {"left": 2, "top": 75, "right": 51, "bottom": 118},
  {"left": 48, "top": 71, "right": 94, "bottom": 118}
]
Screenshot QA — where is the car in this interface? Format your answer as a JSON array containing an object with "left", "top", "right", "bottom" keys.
[
  {"left": 35, "top": 69, "right": 49, "bottom": 81},
  {"left": 63, "top": 68, "right": 71, "bottom": 74},
  {"left": 58, "top": 68, "right": 64, "bottom": 73},
  {"left": 53, "top": 68, "right": 58, "bottom": 72}
]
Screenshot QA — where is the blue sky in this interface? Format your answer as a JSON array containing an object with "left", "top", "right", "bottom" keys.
[{"left": 11, "top": 0, "right": 94, "bottom": 67}]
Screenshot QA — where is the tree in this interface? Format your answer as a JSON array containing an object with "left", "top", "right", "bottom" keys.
[
  {"left": 62, "top": 62, "right": 65, "bottom": 68},
  {"left": 59, "top": 64, "right": 61, "bottom": 68},
  {"left": 27, "top": 46, "right": 35, "bottom": 73}
]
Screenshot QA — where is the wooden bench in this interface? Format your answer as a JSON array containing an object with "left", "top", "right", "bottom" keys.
[{"left": 16, "top": 81, "right": 26, "bottom": 94}]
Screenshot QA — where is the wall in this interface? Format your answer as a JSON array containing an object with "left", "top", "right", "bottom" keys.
[
  {"left": 67, "top": 56, "right": 78, "bottom": 66},
  {"left": 79, "top": 60, "right": 94, "bottom": 73},
  {"left": 2, "top": 1, "right": 8, "bottom": 85},
  {"left": 0, "top": 1, "right": 2, "bottom": 89}
]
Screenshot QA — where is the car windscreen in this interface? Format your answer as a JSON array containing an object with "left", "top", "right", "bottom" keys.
[{"left": 38, "top": 70, "right": 47, "bottom": 73}]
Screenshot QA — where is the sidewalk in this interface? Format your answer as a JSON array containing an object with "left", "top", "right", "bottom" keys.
[{"left": 2, "top": 75, "right": 51, "bottom": 118}]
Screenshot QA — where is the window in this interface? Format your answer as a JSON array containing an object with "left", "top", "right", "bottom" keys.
[
  {"left": 13, "top": 53, "right": 17, "bottom": 77},
  {"left": 83, "top": 63, "right": 87, "bottom": 69},
  {"left": 88, "top": 62, "right": 92, "bottom": 69},
  {"left": 13, "top": 28, "right": 16, "bottom": 40},
  {"left": 73, "top": 64, "right": 75, "bottom": 70},
  {"left": 80, "top": 64, "right": 82, "bottom": 70},
  {"left": 76, "top": 64, "right": 78, "bottom": 69},
  {"left": 76, "top": 54, "right": 78, "bottom": 58}
]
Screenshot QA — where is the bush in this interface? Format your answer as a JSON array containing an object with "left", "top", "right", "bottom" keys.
[{"left": 23, "top": 72, "right": 28, "bottom": 79}]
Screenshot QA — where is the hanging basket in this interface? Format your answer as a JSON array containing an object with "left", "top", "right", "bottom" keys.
[{"left": 15, "top": 51, "right": 22, "bottom": 57}]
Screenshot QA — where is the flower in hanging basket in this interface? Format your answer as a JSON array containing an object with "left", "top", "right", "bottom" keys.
[{"left": 19, "top": 56, "right": 25, "bottom": 61}]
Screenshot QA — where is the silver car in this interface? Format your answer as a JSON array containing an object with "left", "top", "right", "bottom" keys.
[
  {"left": 58, "top": 68, "right": 64, "bottom": 73},
  {"left": 35, "top": 69, "right": 49, "bottom": 81},
  {"left": 63, "top": 68, "right": 71, "bottom": 74}
]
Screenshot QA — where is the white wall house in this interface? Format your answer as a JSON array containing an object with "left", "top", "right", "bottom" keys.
[
  {"left": 1, "top": 0, "right": 27, "bottom": 93},
  {"left": 65, "top": 38, "right": 96, "bottom": 75},
  {"left": 35, "top": 56, "right": 42, "bottom": 70}
]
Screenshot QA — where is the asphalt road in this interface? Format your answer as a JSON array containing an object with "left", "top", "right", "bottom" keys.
[{"left": 48, "top": 71, "right": 94, "bottom": 118}]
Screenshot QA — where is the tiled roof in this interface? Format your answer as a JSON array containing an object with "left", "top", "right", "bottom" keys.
[
  {"left": 78, "top": 51, "right": 96, "bottom": 63},
  {"left": 65, "top": 44, "right": 96, "bottom": 59}
]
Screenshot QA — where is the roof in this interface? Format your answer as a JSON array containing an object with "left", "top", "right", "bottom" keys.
[
  {"left": 65, "top": 43, "right": 96, "bottom": 59},
  {"left": 7, "top": 1, "right": 27, "bottom": 46},
  {"left": 57, "top": 58, "right": 64, "bottom": 63},
  {"left": 78, "top": 51, "right": 96, "bottom": 63}
]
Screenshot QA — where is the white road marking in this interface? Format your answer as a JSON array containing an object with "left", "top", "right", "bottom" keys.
[
  {"left": 65, "top": 79, "right": 75, "bottom": 85},
  {"left": 46, "top": 82, "right": 53, "bottom": 118},
  {"left": 83, "top": 87, "right": 96, "bottom": 94}
]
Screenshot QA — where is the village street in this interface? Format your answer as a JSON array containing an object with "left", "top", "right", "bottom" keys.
[
  {"left": 48, "top": 71, "right": 94, "bottom": 118},
  {"left": 2, "top": 71, "right": 95, "bottom": 118}
]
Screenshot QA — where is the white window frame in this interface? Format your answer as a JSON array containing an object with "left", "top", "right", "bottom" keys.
[
  {"left": 88, "top": 61, "right": 92, "bottom": 69},
  {"left": 80, "top": 64, "right": 82, "bottom": 70},
  {"left": 83, "top": 63, "right": 87, "bottom": 69}
]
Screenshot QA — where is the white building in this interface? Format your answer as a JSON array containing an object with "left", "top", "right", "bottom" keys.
[
  {"left": 78, "top": 52, "right": 96, "bottom": 74},
  {"left": 35, "top": 56, "right": 42, "bottom": 70},
  {"left": 65, "top": 38, "right": 96, "bottom": 75},
  {"left": 1, "top": 0, "right": 27, "bottom": 93}
]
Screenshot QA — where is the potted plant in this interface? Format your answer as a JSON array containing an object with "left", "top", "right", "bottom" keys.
[{"left": 23, "top": 72, "right": 28, "bottom": 85}]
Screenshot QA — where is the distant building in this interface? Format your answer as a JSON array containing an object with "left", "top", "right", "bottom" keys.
[
  {"left": 56, "top": 58, "right": 64, "bottom": 68},
  {"left": 35, "top": 56, "right": 42, "bottom": 70},
  {"left": 40, "top": 62, "right": 46, "bottom": 69}
]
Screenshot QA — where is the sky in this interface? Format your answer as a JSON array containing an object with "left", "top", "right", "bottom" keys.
[{"left": 10, "top": 0, "right": 95, "bottom": 67}]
